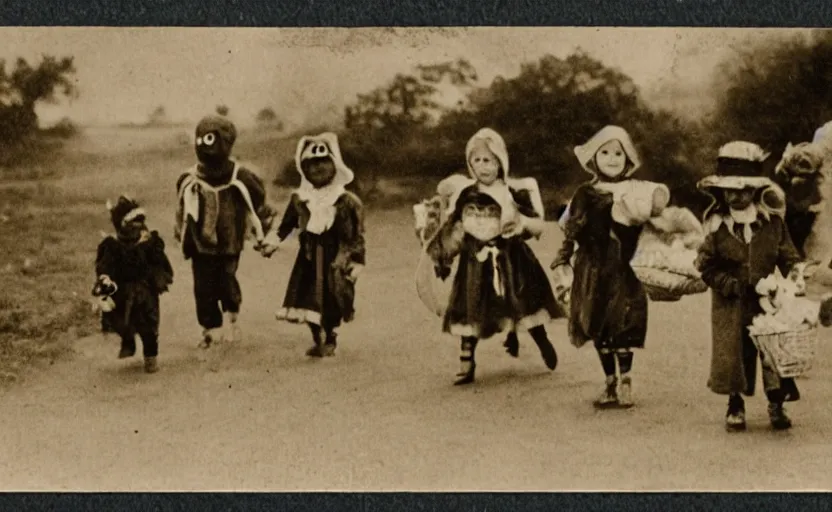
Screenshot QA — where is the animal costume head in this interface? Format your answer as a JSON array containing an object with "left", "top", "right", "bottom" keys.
[
  {"left": 194, "top": 115, "right": 237, "bottom": 171},
  {"left": 293, "top": 132, "right": 355, "bottom": 235},
  {"left": 106, "top": 195, "right": 148, "bottom": 243},
  {"left": 574, "top": 125, "right": 642, "bottom": 181},
  {"left": 698, "top": 141, "right": 786, "bottom": 233},
  {"left": 294, "top": 132, "right": 354, "bottom": 191},
  {"left": 774, "top": 141, "right": 826, "bottom": 214}
]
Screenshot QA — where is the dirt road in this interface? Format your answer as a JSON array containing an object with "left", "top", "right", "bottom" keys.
[{"left": 1, "top": 132, "right": 831, "bottom": 491}]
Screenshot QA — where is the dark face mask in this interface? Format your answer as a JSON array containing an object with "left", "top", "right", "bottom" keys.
[
  {"left": 118, "top": 217, "right": 147, "bottom": 242},
  {"left": 195, "top": 130, "right": 230, "bottom": 169},
  {"left": 302, "top": 158, "right": 337, "bottom": 188}
]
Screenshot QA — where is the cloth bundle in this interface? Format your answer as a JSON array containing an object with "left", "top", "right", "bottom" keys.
[
  {"left": 749, "top": 269, "right": 823, "bottom": 335},
  {"left": 629, "top": 206, "right": 708, "bottom": 299}
]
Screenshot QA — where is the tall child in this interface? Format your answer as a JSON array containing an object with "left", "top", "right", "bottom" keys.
[
  {"left": 175, "top": 115, "right": 277, "bottom": 348},
  {"left": 695, "top": 141, "right": 803, "bottom": 431},
  {"left": 425, "top": 128, "right": 562, "bottom": 385},
  {"left": 260, "top": 133, "right": 366, "bottom": 357},
  {"left": 551, "top": 125, "right": 669, "bottom": 408}
]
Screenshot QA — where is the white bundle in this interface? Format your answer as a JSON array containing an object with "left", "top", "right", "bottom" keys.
[
  {"left": 749, "top": 270, "right": 822, "bottom": 335},
  {"left": 630, "top": 206, "right": 707, "bottom": 289}
]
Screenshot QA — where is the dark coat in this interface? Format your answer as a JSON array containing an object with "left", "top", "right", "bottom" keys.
[
  {"left": 276, "top": 191, "right": 366, "bottom": 329},
  {"left": 94, "top": 231, "right": 174, "bottom": 336},
  {"left": 695, "top": 212, "right": 802, "bottom": 399},
  {"left": 552, "top": 183, "right": 648, "bottom": 350},
  {"left": 175, "top": 162, "right": 276, "bottom": 258},
  {"left": 428, "top": 185, "right": 564, "bottom": 339}
]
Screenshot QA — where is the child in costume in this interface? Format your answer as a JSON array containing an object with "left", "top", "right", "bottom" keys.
[
  {"left": 425, "top": 128, "right": 562, "bottom": 385},
  {"left": 260, "top": 133, "right": 366, "bottom": 358},
  {"left": 695, "top": 141, "right": 805, "bottom": 431},
  {"left": 551, "top": 125, "right": 669, "bottom": 408},
  {"left": 92, "top": 196, "right": 174, "bottom": 373},
  {"left": 175, "top": 115, "right": 277, "bottom": 348}
]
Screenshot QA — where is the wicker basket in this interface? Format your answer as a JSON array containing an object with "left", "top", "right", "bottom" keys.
[
  {"left": 750, "top": 327, "right": 818, "bottom": 378},
  {"left": 632, "top": 266, "right": 708, "bottom": 301}
]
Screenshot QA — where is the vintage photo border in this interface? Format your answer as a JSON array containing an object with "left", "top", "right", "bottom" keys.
[{"left": 1, "top": 0, "right": 831, "bottom": 509}]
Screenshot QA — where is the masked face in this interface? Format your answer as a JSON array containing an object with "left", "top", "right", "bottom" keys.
[
  {"left": 469, "top": 146, "right": 501, "bottom": 186},
  {"left": 302, "top": 158, "right": 337, "bottom": 188},
  {"left": 195, "top": 130, "right": 229, "bottom": 168},
  {"left": 119, "top": 215, "right": 147, "bottom": 242},
  {"left": 594, "top": 139, "right": 628, "bottom": 179},
  {"left": 724, "top": 188, "right": 756, "bottom": 210}
]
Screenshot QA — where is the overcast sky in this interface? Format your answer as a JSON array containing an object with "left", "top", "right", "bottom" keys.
[{"left": 0, "top": 27, "right": 810, "bottom": 128}]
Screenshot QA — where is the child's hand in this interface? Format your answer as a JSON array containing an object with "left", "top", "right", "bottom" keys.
[
  {"left": 93, "top": 295, "right": 116, "bottom": 313},
  {"left": 258, "top": 231, "right": 281, "bottom": 258},
  {"left": 347, "top": 264, "right": 364, "bottom": 282}
]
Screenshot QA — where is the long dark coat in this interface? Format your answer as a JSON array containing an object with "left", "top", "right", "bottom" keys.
[
  {"left": 275, "top": 191, "right": 366, "bottom": 330},
  {"left": 552, "top": 183, "right": 648, "bottom": 350},
  {"left": 695, "top": 212, "right": 802, "bottom": 400}
]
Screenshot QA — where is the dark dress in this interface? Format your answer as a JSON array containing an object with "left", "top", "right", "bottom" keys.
[
  {"left": 95, "top": 232, "right": 174, "bottom": 344},
  {"left": 552, "top": 183, "right": 648, "bottom": 350},
  {"left": 428, "top": 184, "right": 564, "bottom": 340},
  {"left": 275, "top": 191, "right": 366, "bottom": 329}
]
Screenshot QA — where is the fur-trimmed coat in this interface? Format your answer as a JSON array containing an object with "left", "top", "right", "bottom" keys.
[{"left": 94, "top": 231, "right": 174, "bottom": 335}]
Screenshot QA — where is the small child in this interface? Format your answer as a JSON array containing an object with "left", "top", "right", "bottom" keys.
[
  {"left": 425, "top": 128, "right": 562, "bottom": 385},
  {"left": 551, "top": 125, "right": 669, "bottom": 408},
  {"left": 92, "top": 196, "right": 174, "bottom": 373},
  {"left": 260, "top": 132, "right": 366, "bottom": 358},
  {"left": 174, "top": 115, "right": 276, "bottom": 349},
  {"left": 695, "top": 141, "right": 804, "bottom": 431}
]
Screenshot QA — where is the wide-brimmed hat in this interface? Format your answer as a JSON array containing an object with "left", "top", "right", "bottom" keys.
[
  {"left": 698, "top": 141, "right": 786, "bottom": 218},
  {"left": 697, "top": 141, "right": 775, "bottom": 191}
]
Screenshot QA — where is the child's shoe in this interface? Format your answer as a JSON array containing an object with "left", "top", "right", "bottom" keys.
[
  {"left": 454, "top": 358, "right": 476, "bottom": 386},
  {"left": 321, "top": 332, "right": 337, "bottom": 357},
  {"left": 537, "top": 339, "right": 558, "bottom": 371},
  {"left": 725, "top": 394, "right": 747, "bottom": 432},
  {"left": 593, "top": 376, "right": 618, "bottom": 408},
  {"left": 118, "top": 345, "right": 136, "bottom": 359},
  {"left": 198, "top": 328, "right": 221, "bottom": 349},
  {"left": 305, "top": 344, "right": 323, "bottom": 357},
  {"left": 503, "top": 332, "right": 519, "bottom": 358},
  {"left": 768, "top": 402, "right": 793, "bottom": 430},
  {"left": 226, "top": 312, "right": 242, "bottom": 343},
  {"left": 144, "top": 356, "right": 158, "bottom": 373},
  {"left": 618, "top": 375, "right": 634, "bottom": 408}
]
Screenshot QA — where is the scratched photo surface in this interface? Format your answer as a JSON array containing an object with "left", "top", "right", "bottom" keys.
[{"left": 1, "top": 27, "right": 831, "bottom": 491}]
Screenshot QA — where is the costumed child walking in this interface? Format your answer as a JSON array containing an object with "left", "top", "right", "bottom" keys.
[
  {"left": 260, "top": 133, "right": 366, "bottom": 358},
  {"left": 174, "top": 115, "right": 277, "bottom": 348},
  {"left": 694, "top": 141, "right": 806, "bottom": 431},
  {"left": 424, "top": 128, "right": 562, "bottom": 386},
  {"left": 551, "top": 125, "right": 670, "bottom": 408},
  {"left": 92, "top": 196, "right": 174, "bottom": 373}
]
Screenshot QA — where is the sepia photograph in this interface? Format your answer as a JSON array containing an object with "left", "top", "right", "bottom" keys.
[{"left": 1, "top": 26, "right": 832, "bottom": 492}]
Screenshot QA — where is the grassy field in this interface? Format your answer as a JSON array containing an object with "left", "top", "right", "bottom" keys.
[{"left": 0, "top": 125, "right": 298, "bottom": 385}]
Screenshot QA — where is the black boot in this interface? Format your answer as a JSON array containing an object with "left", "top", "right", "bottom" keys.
[
  {"left": 530, "top": 326, "right": 557, "bottom": 371},
  {"left": 454, "top": 337, "right": 477, "bottom": 386},
  {"left": 118, "top": 336, "right": 136, "bottom": 359},
  {"left": 322, "top": 330, "right": 337, "bottom": 357},
  {"left": 305, "top": 324, "right": 323, "bottom": 358},
  {"left": 726, "top": 393, "right": 747, "bottom": 432},
  {"left": 503, "top": 331, "right": 519, "bottom": 358},
  {"left": 768, "top": 402, "right": 793, "bottom": 431}
]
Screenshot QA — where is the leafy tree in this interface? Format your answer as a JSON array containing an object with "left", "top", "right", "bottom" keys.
[{"left": 0, "top": 55, "right": 77, "bottom": 141}]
